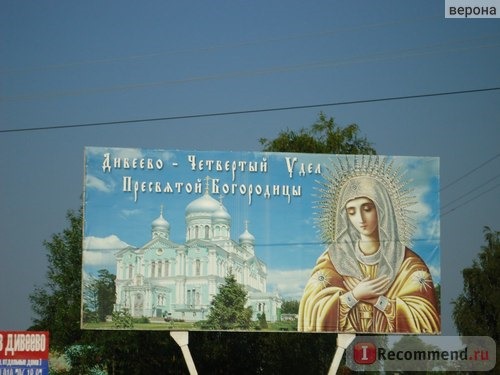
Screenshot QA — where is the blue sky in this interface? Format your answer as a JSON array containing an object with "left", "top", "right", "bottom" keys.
[
  {"left": 0, "top": 1, "right": 499, "bottom": 337},
  {"left": 82, "top": 148, "right": 440, "bottom": 300}
]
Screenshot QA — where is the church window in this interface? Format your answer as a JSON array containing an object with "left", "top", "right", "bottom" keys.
[
  {"left": 195, "top": 259, "right": 201, "bottom": 276},
  {"left": 204, "top": 225, "right": 210, "bottom": 239},
  {"left": 135, "top": 293, "right": 143, "bottom": 309},
  {"left": 128, "top": 264, "right": 133, "bottom": 279},
  {"left": 157, "top": 262, "right": 163, "bottom": 277},
  {"left": 159, "top": 293, "right": 167, "bottom": 306},
  {"left": 165, "top": 261, "right": 169, "bottom": 276},
  {"left": 187, "top": 288, "right": 196, "bottom": 307},
  {"left": 195, "top": 226, "right": 199, "bottom": 239},
  {"left": 151, "top": 262, "right": 156, "bottom": 277}
]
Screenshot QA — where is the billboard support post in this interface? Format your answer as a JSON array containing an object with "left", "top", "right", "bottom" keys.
[
  {"left": 328, "top": 333, "right": 356, "bottom": 375},
  {"left": 170, "top": 331, "right": 198, "bottom": 375}
]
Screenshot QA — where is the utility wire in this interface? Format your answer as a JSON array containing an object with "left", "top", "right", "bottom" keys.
[
  {"left": 441, "top": 182, "right": 500, "bottom": 217},
  {"left": 0, "top": 16, "right": 443, "bottom": 75},
  {"left": 1, "top": 86, "right": 499, "bottom": 134},
  {"left": 440, "top": 154, "right": 500, "bottom": 216},
  {"left": 440, "top": 153, "right": 500, "bottom": 191},
  {"left": 3, "top": 41, "right": 499, "bottom": 102},
  {"left": 442, "top": 173, "right": 500, "bottom": 210}
]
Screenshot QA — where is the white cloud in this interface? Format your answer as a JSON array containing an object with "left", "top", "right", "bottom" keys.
[
  {"left": 428, "top": 264, "right": 441, "bottom": 284},
  {"left": 161, "top": 151, "right": 176, "bottom": 161},
  {"left": 121, "top": 208, "right": 142, "bottom": 217},
  {"left": 113, "top": 148, "right": 143, "bottom": 159},
  {"left": 83, "top": 235, "right": 130, "bottom": 268},
  {"left": 267, "top": 268, "right": 312, "bottom": 299},
  {"left": 86, "top": 175, "right": 114, "bottom": 193},
  {"left": 411, "top": 182, "right": 441, "bottom": 241}
]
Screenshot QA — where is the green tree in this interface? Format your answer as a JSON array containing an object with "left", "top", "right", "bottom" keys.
[
  {"left": 82, "top": 276, "right": 100, "bottom": 323},
  {"left": 389, "top": 335, "right": 445, "bottom": 373},
  {"left": 281, "top": 300, "right": 300, "bottom": 314},
  {"left": 453, "top": 227, "right": 500, "bottom": 341},
  {"left": 83, "top": 269, "right": 116, "bottom": 323},
  {"left": 29, "top": 208, "right": 83, "bottom": 350},
  {"left": 111, "top": 309, "right": 135, "bottom": 329},
  {"left": 453, "top": 227, "right": 500, "bottom": 373},
  {"left": 260, "top": 112, "right": 376, "bottom": 154},
  {"left": 258, "top": 312, "right": 268, "bottom": 329},
  {"left": 96, "top": 269, "right": 116, "bottom": 321},
  {"left": 453, "top": 226, "right": 500, "bottom": 373},
  {"left": 205, "top": 273, "right": 253, "bottom": 330}
]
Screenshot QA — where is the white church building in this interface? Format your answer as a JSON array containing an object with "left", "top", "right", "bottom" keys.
[{"left": 114, "top": 188, "right": 282, "bottom": 323}]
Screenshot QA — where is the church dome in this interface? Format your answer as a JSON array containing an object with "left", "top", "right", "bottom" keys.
[
  {"left": 213, "top": 203, "right": 231, "bottom": 223},
  {"left": 239, "top": 222, "right": 255, "bottom": 244},
  {"left": 151, "top": 206, "right": 170, "bottom": 238},
  {"left": 239, "top": 229, "right": 255, "bottom": 243},
  {"left": 185, "top": 191, "right": 221, "bottom": 216},
  {"left": 152, "top": 213, "right": 170, "bottom": 230}
]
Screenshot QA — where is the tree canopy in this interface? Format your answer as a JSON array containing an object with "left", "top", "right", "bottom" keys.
[
  {"left": 205, "top": 272, "right": 253, "bottom": 330},
  {"left": 30, "top": 208, "right": 84, "bottom": 350},
  {"left": 259, "top": 112, "right": 376, "bottom": 155},
  {"left": 453, "top": 227, "right": 500, "bottom": 342},
  {"left": 83, "top": 269, "right": 116, "bottom": 323},
  {"left": 452, "top": 227, "right": 500, "bottom": 373}
]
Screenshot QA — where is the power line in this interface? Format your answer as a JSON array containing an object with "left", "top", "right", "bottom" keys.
[
  {"left": 442, "top": 173, "right": 500, "bottom": 210},
  {"left": 3, "top": 40, "right": 499, "bottom": 102},
  {"left": 440, "top": 153, "right": 500, "bottom": 191},
  {"left": 0, "top": 16, "right": 443, "bottom": 75},
  {"left": 441, "top": 182, "right": 500, "bottom": 217},
  {"left": 438, "top": 152, "right": 500, "bottom": 217},
  {"left": 1, "top": 86, "right": 499, "bottom": 134}
]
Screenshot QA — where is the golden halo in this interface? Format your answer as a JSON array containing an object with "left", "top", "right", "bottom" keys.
[{"left": 315, "top": 155, "right": 417, "bottom": 245}]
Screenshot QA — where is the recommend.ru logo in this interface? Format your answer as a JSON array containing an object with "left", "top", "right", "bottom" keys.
[{"left": 346, "top": 336, "right": 496, "bottom": 372}]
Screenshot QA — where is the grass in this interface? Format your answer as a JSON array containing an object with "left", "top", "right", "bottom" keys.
[{"left": 81, "top": 319, "right": 298, "bottom": 332}]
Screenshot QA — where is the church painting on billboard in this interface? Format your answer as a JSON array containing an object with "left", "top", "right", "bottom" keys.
[{"left": 82, "top": 147, "right": 440, "bottom": 333}]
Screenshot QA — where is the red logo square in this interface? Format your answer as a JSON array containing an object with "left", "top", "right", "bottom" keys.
[{"left": 353, "top": 342, "right": 377, "bottom": 365}]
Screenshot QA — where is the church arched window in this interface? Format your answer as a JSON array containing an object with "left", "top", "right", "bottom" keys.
[
  {"left": 195, "top": 259, "right": 201, "bottom": 276},
  {"left": 157, "top": 261, "right": 162, "bottom": 277},
  {"left": 204, "top": 225, "right": 210, "bottom": 239}
]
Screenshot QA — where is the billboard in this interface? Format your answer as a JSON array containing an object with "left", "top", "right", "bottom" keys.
[
  {"left": 0, "top": 331, "right": 49, "bottom": 374},
  {"left": 82, "top": 147, "right": 440, "bottom": 334}
]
